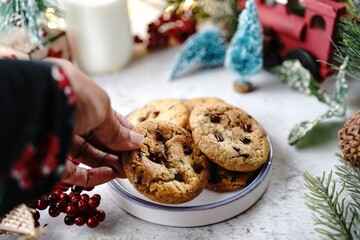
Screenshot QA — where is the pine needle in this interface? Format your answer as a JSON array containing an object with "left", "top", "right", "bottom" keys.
[{"left": 303, "top": 171, "right": 353, "bottom": 239}]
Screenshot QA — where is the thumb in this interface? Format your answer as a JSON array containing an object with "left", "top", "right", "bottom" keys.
[{"left": 93, "top": 110, "right": 143, "bottom": 151}]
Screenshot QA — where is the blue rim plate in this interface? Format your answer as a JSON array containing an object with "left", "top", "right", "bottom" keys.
[{"left": 106, "top": 136, "right": 273, "bottom": 227}]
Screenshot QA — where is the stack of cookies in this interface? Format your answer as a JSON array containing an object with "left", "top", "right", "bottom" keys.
[{"left": 121, "top": 98, "right": 270, "bottom": 204}]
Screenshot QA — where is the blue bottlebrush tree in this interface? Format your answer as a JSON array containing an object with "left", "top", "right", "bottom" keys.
[
  {"left": 224, "top": 0, "right": 263, "bottom": 92},
  {"left": 169, "top": 27, "right": 227, "bottom": 80}
]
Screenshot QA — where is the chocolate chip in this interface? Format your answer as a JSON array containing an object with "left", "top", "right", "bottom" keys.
[
  {"left": 137, "top": 151, "right": 142, "bottom": 159},
  {"left": 240, "top": 153, "right": 249, "bottom": 158},
  {"left": 241, "top": 136, "right": 251, "bottom": 144},
  {"left": 155, "top": 130, "right": 166, "bottom": 141},
  {"left": 233, "top": 146, "right": 240, "bottom": 152},
  {"left": 134, "top": 175, "right": 142, "bottom": 184},
  {"left": 148, "top": 152, "right": 167, "bottom": 165},
  {"left": 210, "top": 115, "right": 221, "bottom": 123},
  {"left": 193, "top": 163, "right": 204, "bottom": 174},
  {"left": 244, "top": 124, "right": 252, "bottom": 132},
  {"left": 174, "top": 173, "right": 184, "bottom": 182},
  {"left": 184, "top": 146, "right": 193, "bottom": 155},
  {"left": 153, "top": 111, "right": 160, "bottom": 117},
  {"left": 214, "top": 134, "right": 224, "bottom": 142},
  {"left": 209, "top": 172, "right": 221, "bottom": 183},
  {"left": 138, "top": 117, "right": 146, "bottom": 122}
]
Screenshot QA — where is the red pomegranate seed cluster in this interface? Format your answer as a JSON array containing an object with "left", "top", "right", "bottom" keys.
[{"left": 26, "top": 182, "right": 106, "bottom": 228}]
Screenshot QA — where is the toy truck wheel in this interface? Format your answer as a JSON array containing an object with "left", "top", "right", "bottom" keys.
[{"left": 284, "top": 49, "right": 319, "bottom": 79}]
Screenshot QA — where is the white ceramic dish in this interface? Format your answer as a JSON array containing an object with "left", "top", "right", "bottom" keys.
[{"left": 106, "top": 137, "right": 273, "bottom": 227}]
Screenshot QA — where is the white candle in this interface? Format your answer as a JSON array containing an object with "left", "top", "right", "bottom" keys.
[{"left": 62, "top": 0, "right": 133, "bottom": 75}]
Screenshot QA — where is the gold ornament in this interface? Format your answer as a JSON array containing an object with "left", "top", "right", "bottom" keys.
[{"left": 338, "top": 111, "right": 360, "bottom": 167}]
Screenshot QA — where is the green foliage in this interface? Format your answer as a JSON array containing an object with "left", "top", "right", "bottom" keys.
[
  {"left": 272, "top": 59, "right": 349, "bottom": 145},
  {"left": 0, "top": 0, "right": 50, "bottom": 46},
  {"left": 304, "top": 158, "right": 360, "bottom": 239},
  {"left": 165, "top": 0, "right": 239, "bottom": 40},
  {"left": 334, "top": 0, "right": 360, "bottom": 79}
]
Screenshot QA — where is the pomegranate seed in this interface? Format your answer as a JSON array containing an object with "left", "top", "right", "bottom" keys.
[
  {"left": 66, "top": 205, "right": 78, "bottom": 217},
  {"left": 86, "top": 216, "right": 99, "bottom": 228}
]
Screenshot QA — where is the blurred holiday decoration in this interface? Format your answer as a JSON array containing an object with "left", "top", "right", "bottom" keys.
[
  {"left": 338, "top": 111, "right": 360, "bottom": 167},
  {"left": 136, "top": 0, "right": 239, "bottom": 50},
  {"left": 250, "top": 0, "right": 346, "bottom": 81},
  {"left": 0, "top": 0, "right": 70, "bottom": 60},
  {"left": 0, "top": 204, "right": 45, "bottom": 240},
  {"left": 224, "top": 0, "right": 263, "bottom": 93},
  {"left": 273, "top": 58, "right": 349, "bottom": 145},
  {"left": 135, "top": 11, "right": 197, "bottom": 51},
  {"left": 169, "top": 27, "right": 227, "bottom": 80}
]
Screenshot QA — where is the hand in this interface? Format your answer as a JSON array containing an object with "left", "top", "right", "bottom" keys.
[{"left": 46, "top": 58, "right": 143, "bottom": 188}]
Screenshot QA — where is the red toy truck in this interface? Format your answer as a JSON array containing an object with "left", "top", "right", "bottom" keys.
[{"left": 238, "top": 0, "right": 347, "bottom": 80}]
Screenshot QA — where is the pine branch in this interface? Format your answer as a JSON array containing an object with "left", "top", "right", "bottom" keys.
[
  {"left": 304, "top": 155, "right": 360, "bottom": 240},
  {"left": 303, "top": 171, "right": 353, "bottom": 239}
]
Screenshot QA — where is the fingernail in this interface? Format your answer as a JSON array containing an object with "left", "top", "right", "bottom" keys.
[{"left": 130, "top": 131, "right": 144, "bottom": 146}]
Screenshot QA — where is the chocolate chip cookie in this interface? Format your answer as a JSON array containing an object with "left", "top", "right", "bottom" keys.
[
  {"left": 121, "top": 120, "right": 210, "bottom": 204},
  {"left": 128, "top": 98, "right": 189, "bottom": 128},
  {"left": 189, "top": 102, "right": 270, "bottom": 172},
  {"left": 183, "top": 97, "right": 225, "bottom": 132},
  {"left": 206, "top": 161, "right": 255, "bottom": 192}
]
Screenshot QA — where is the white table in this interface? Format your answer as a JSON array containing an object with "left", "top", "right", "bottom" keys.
[
  {"left": 3, "top": 1, "right": 360, "bottom": 239},
  {"left": 24, "top": 45, "right": 359, "bottom": 240}
]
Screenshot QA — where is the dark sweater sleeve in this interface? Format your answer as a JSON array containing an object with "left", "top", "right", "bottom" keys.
[{"left": 0, "top": 59, "right": 75, "bottom": 215}]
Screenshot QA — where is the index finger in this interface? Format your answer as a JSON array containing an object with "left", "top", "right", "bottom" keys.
[{"left": 92, "top": 110, "right": 143, "bottom": 151}]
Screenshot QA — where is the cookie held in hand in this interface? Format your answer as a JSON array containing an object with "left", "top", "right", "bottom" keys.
[{"left": 121, "top": 120, "right": 210, "bottom": 204}]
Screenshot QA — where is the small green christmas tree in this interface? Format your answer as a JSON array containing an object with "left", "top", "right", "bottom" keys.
[{"left": 0, "top": 0, "right": 59, "bottom": 46}]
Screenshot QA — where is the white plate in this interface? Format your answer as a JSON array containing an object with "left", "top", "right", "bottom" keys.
[{"left": 106, "top": 137, "right": 273, "bottom": 227}]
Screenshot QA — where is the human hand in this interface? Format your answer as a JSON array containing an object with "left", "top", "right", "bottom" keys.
[{"left": 46, "top": 58, "right": 143, "bottom": 188}]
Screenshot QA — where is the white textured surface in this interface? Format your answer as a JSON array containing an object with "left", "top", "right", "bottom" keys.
[{"left": 16, "top": 46, "right": 357, "bottom": 240}]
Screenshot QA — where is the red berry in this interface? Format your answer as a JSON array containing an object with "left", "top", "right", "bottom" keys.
[
  {"left": 47, "top": 193, "right": 60, "bottom": 203},
  {"left": 74, "top": 216, "right": 86, "bottom": 226},
  {"left": 92, "top": 194, "right": 101, "bottom": 201},
  {"left": 49, "top": 205, "right": 60, "bottom": 217},
  {"left": 77, "top": 200, "right": 88, "bottom": 211},
  {"left": 59, "top": 192, "right": 69, "bottom": 202},
  {"left": 55, "top": 201, "right": 67, "bottom": 213},
  {"left": 88, "top": 197, "right": 100, "bottom": 208},
  {"left": 36, "top": 199, "right": 48, "bottom": 210},
  {"left": 95, "top": 210, "right": 106, "bottom": 222},
  {"left": 86, "top": 216, "right": 99, "bottom": 228},
  {"left": 71, "top": 185, "right": 83, "bottom": 194},
  {"left": 53, "top": 188, "right": 63, "bottom": 196},
  {"left": 64, "top": 216, "right": 75, "bottom": 226},
  {"left": 80, "top": 194, "right": 89, "bottom": 201},
  {"left": 66, "top": 205, "right": 78, "bottom": 217},
  {"left": 33, "top": 210, "right": 40, "bottom": 221},
  {"left": 70, "top": 195, "right": 81, "bottom": 203}
]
